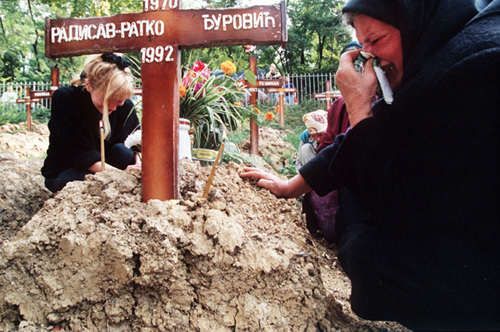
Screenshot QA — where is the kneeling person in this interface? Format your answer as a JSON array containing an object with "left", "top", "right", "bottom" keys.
[{"left": 42, "top": 53, "right": 141, "bottom": 193}]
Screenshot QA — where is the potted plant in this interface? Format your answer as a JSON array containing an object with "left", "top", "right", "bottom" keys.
[{"left": 179, "top": 60, "right": 250, "bottom": 161}]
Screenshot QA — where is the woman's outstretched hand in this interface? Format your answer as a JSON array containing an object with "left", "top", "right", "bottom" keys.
[{"left": 240, "top": 166, "right": 312, "bottom": 198}]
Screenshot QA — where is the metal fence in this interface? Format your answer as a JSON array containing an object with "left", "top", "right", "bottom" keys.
[
  {"left": 289, "top": 72, "right": 336, "bottom": 103},
  {"left": 256, "top": 72, "right": 336, "bottom": 104},
  {"left": 0, "top": 81, "right": 63, "bottom": 109},
  {"left": 0, "top": 73, "right": 336, "bottom": 110}
]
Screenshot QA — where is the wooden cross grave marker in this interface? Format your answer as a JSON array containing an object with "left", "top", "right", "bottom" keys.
[
  {"left": 313, "top": 81, "right": 341, "bottom": 110},
  {"left": 45, "top": 0, "right": 287, "bottom": 202},
  {"left": 267, "top": 84, "right": 296, "bottom": 127},
  {"left": 16, "top": 67, "right": 60, "bottom": 131},
  {"left": 243, "top": 56, "right": 282, "bottom": 155}
]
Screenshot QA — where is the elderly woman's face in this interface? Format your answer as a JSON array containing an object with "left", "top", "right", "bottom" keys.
[{"left": 354, "top": 14, "right": 403, "bottom": 89}]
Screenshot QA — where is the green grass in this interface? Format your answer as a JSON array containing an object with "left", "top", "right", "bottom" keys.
[
  {"left": 281, "top": 99, "right": 326, "bottom": 146},
  {"left": 0, "top": 104, "right": 50, "bottom": 125}
]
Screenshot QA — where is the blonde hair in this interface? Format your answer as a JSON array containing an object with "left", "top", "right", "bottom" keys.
[{"left": 71, "top": 54, "right": 134, "bottom": 138}]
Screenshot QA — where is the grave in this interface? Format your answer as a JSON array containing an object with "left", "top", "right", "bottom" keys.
[
  {"left": 15, "top": 68, "right": 60, "bottom": 131},
  {"left": 45, "top": 0, "right": 287, "bottom": 201}
]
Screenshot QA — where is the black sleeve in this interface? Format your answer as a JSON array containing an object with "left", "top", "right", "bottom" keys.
[{"left": 299, "top": 133, "right": 346, "bottom": 196}]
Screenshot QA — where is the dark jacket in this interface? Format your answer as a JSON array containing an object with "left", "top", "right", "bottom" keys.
[
  {"left": 300, "top": 1, "right": 500, "bottom": 330},
  {"left": 317, "top": 96, "right": 349, "bottom": 152},
  {"left": 42, "top": 86, "right": 139, "bottom": 179}
]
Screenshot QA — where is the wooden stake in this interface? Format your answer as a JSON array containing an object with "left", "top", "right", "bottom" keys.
[
  {"left": 100, "top": 120, "right": 105, "bottom": 172},
  {"left": 26, "top": 87, "right": 32, "bottom": 132},
  {"left": 202, "top": 134, "right": 226, "bottom": 198},
  {"left": 249, "top": 56, "right": 259, "bottom": 155}
]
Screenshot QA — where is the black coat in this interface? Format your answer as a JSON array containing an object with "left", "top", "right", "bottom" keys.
[
  {"left": 300, "top": 1, "right": 500, "bottom": 330},
  {"left": 42, "top": 86, "right": 139, "bottom": 179}
]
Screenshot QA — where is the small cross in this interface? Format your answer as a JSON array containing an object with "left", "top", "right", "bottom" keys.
[
  {"left": 267, "top": 85, "right": 296, "bottom": 126},
  {"left": 16, "top": 68, "right": 60, "bottom": 131},
  {"left": 313, "top": 81, "right": 341, "bottom": 110}
]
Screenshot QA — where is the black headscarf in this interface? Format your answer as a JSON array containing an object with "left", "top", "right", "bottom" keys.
[{"left": 342, "top": 0, "right": 500, "bottom": 85}]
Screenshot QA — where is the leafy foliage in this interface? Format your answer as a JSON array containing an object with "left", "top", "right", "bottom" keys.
[
  {"left": 0, "top": 0, "right": 350, "bottom": 84},
  {"left": 0, "top": 103, "right": 50, "bottom": 125},
  {"left": 285, "top": 0, "right": 351, "bottom": 74},
  {"left": 0, "top": 0, "right": 142, "bottom": 83},
  {"left": 179, "top": 60, "right": 250, "bottom": 150}
]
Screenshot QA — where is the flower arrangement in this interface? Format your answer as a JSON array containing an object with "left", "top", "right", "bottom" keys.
[
  {"left": 179, "top": 60, "right": 250, "bottom": 150},
  {"left": 124, "top": 129, "right": 142, "bottom": 152}
]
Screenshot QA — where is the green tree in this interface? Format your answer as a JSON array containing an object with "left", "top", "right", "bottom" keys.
[
  {"left": 0, "top": 0, "right": 353, "bottom": 82},
  {"left": 285, "top": 0, "right": 351, "bottom": 74},
  {"left": 0, "top": 0, "right": 142, "bottom": 83}
]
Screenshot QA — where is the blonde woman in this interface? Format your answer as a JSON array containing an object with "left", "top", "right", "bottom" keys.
[{"left": 42, "top": 53, "right": 141, "bottom": 192}]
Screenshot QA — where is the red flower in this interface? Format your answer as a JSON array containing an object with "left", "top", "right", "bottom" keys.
[
  {"left": 245, "top": 45, "right": 256, "bottom": 53},
  {"left": 191, "top": 60, "right": 210, "bottom": 80}
]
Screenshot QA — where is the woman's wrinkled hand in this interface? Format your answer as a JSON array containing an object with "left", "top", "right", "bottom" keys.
[
  {"left": 240, "top": 166, "right": 311, "bottom": 198},
  {"left": 240, "top": 166, "right": 290, "bottom": 198},
  {"left": 335, "top": 50, "right": 378, "bottom": 127}
]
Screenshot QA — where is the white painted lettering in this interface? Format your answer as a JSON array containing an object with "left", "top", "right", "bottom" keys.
[
  {"left": 106, "top": 23, "right": 116, "bottom": 39},
  {"left": 169, "top": 0, "right": 178, "bottom": 9},
  {"left": 233, "top": 14, "right": 242, "bottom": 30},
  {"left": 137, "top": 20, "right": 146, "bottom": 36},
  {"left": 141, "top": 45, "right": 175, "bottom": 63},
  {"left": 202, "top": 14, "right": 214, "bottom": 30},
  {"left": 89, "top": 24, "right": 97, "bottom": 40},
  {"left": 120, "top": 22, "right": 130, "bottom": 38},
  {"left": 155, "top": 20, "right": 164, "bottom": 35},
  {"left": 242, "top": 13, "right": 252, "bottom": 29},
  {"left": 80, "top": 25, "right": 90, "bottom": 40},
  {"left": 131, "top": 22, "right": 140, "bottom": 38},
  {"left": 213, "top": 14, "right": 222, "bottom": 30},
  {"left": 68, "top": 25, "right": 78, "bottom": 41},
  {"left": 254, "top": 12, "right": 264, "bottom": 28},
  {"left": 50, "top": 27, "right": 60, "bottom": 44},
  {"left": 59, "top": 27, "right": 68, "bottom": 42},
  {"left": 264, "top": 12, "right": 276, "bottom": 28},
  {"left": 146, "top": 20, "right": 155, "bottom": 36},
  {"left": 49, "top": 10, "right": 275, "bottom": 45},
  {"left": 96, "top": 24, "right": 107, "bottom": 39},
  {"left": 222, "top": 14, "right": 232, "bottom": 31}
]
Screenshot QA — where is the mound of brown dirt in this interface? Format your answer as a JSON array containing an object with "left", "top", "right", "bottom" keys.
[
  {"left": 0, "top": 157, "right": 52, "bottom": 242},
  {"left": 240, "top": 126, "right": 296, "bottom": 172},
  {"left": 0, "top": 122, "right": 49, "bottom": 159},
  {"left": 0, "top": 124, "right": 409, "bottom": 331}
]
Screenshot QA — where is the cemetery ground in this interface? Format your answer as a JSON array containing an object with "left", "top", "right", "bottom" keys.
[{"left": 0, "top": 120, "right": 409, "bottom": 331}]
